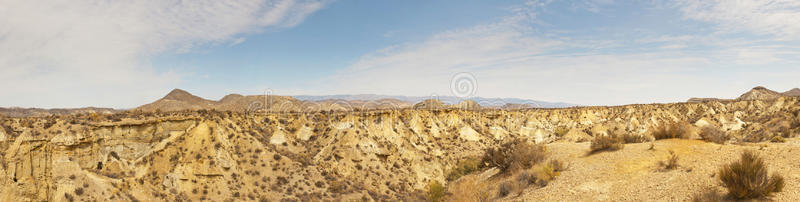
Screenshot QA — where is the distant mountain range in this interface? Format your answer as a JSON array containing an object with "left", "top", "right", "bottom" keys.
[
  {"left": 5, "top": 86, "right": 799, "bottom": 117},
  {"left": 293, "top": 94, "right": 577, "bottom": 108},
  {"left": 133, "top": 90, "right": 576, "bottom": 113},
  {"left": 0, "top": 107, "right": 118, "bottom": 117}
]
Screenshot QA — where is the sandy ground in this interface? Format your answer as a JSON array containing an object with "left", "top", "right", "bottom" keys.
[{"left": 503, "top": 138, "right": 800, "bottom": 201}]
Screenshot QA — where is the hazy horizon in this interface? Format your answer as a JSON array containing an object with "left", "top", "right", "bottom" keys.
[{"left": 2, "top": 0, "right": 799, "bottom": 108}]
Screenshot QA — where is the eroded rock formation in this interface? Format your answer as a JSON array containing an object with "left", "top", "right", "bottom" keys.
[{"left": 1, "top": 97, "right": 799, "bottom": 201}]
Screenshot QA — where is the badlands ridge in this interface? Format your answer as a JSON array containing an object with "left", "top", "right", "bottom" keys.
[{"left": 1, "top": 87, "right": 800, "bottom": 201}]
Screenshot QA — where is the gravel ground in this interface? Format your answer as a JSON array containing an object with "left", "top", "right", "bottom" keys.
[{"left": 505, "top": 138, "right": 800, "bottom": 201}]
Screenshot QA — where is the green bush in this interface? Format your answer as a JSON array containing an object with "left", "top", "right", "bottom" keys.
[{"left": 718, "top": 150, "right": 784, "bottom": 199}]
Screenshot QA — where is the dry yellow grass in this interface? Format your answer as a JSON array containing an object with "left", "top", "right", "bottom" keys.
[{"left": 448, "top": 175, "right": 491, "bottom": 202}]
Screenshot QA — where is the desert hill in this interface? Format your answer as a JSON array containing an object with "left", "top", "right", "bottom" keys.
[
  {"left": 688, "top": 86, "right": 797, "bottom": 103},
  {"left": 737, "top": 86, "right": 782, "bottom": 101},
  {"left": 136, "top": 89, "right": 303, "bottom": 113},
  {"left": 783, "top": 88, "right": 800, "bottom": 97}
]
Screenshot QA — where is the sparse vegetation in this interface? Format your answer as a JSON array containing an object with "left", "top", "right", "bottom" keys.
[
  {"left": 496, "top": 159, "right": 562, "bottom": 199},
  {"left": 448, "top": 175, "right": 490, "bottom": 202},
  {"left": 4, "top": 88, "right": 800, "bottom": 201},
  {"left": 652, "top": 121, "right": 691, "bottom": 140},
  {"left": 660, "top": 150, "right": 679, "bottom": 170},
  {"left": 743, "top": 129, "right": 772, "bottom": 143},
  {"left": 699, "top": 126, "right": 728, "bottom": 144},
  {"left": 718, "top": 150, "right": 784, "bottom": 199},
  {"left": 446, "top": 157, "right": 481, "bottom": 181}
]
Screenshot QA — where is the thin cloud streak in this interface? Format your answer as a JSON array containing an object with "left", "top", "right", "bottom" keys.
[{"left": 317, "top": 0, "right": 800, "bottom": 106}]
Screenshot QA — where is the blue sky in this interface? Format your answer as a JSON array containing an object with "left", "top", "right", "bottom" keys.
[
  {"left": 1, "top": 0, "right": 799, "bottom": 108},
  {"left": 153, "top": 0, "right": 525, "bottom": 98}
]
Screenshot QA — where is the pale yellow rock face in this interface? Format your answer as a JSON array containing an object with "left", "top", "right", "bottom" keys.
[{"left": 0, "top": 97, "right": 799, "bottom": 201}]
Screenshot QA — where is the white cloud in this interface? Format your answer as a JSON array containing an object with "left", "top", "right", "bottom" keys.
[
  {"left": 0, "top": 0, "right": 326, "bottom": 108},
  {"left": 677, "top": 0, "right": 800, "bottom": 40},
  {"left": 319, "top": 0, "right": 800, "bottom": 106}
]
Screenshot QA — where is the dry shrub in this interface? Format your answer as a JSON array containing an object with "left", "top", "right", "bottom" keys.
[
  {"left": 482, "top": 139, "right": 547, "bottom": 173},
  {"left": 426, "top": 181, "right": 446, "bottom": 202},
  {"left": 531, "top": 163, "right": 559, "bottom": 186},
  {"left": 718, "top": 150, "right": 784, "bottom": 199},
  {"left": 768, "top": 121, "right": 795, "bottom": 138},
  {"left": 652, "top": 121, "right": 691, "bottom": 140},
  {"left": 622, "top": 133, "right": 649, "bottom": 143},
  {"left": 589, "top": 134, "right": 624, "bottom": 154},
  {"left": 660, "top": 150, "right": 679, "bottom": 170},
  {"left": 514, "top": 160, "right": 562, "bottom": 188},
  {"left": 497, "top": 159, "right": 565, "bottom": 199},
  {"left": 547, "top": 159, "right": 567, "bottom": 172},
  {"left": 515, "top": 171, "right": 535, "bottom": 186},
  {"left": 770, "top": 136, "right": 785, "bottom": 143},
  {"left": 554, "top": 126, "right": 570, "bottom": 138},
  {"left": 74, "top": 187, "right": 84, "bottom": 195},
  {"left": 699, "top": 126, "right": 729, "bottom": 144},
  {"left": 691, "top": 189, "right": 726, "bottom": 202},
  {"left": 448, "top": 175, "right": 490, "bottom": 202},
  {"left": 497, "top": 181, "right": 514, "bottom": 198},
  {"left": 446, "top": 157, "right": 481, "bottom": 181},
  {"left": 328, "top": 180, "right": 347, "bottom": 193},
  {"left": 743, "top": 129, "right": 772, "bottom": 143}
]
